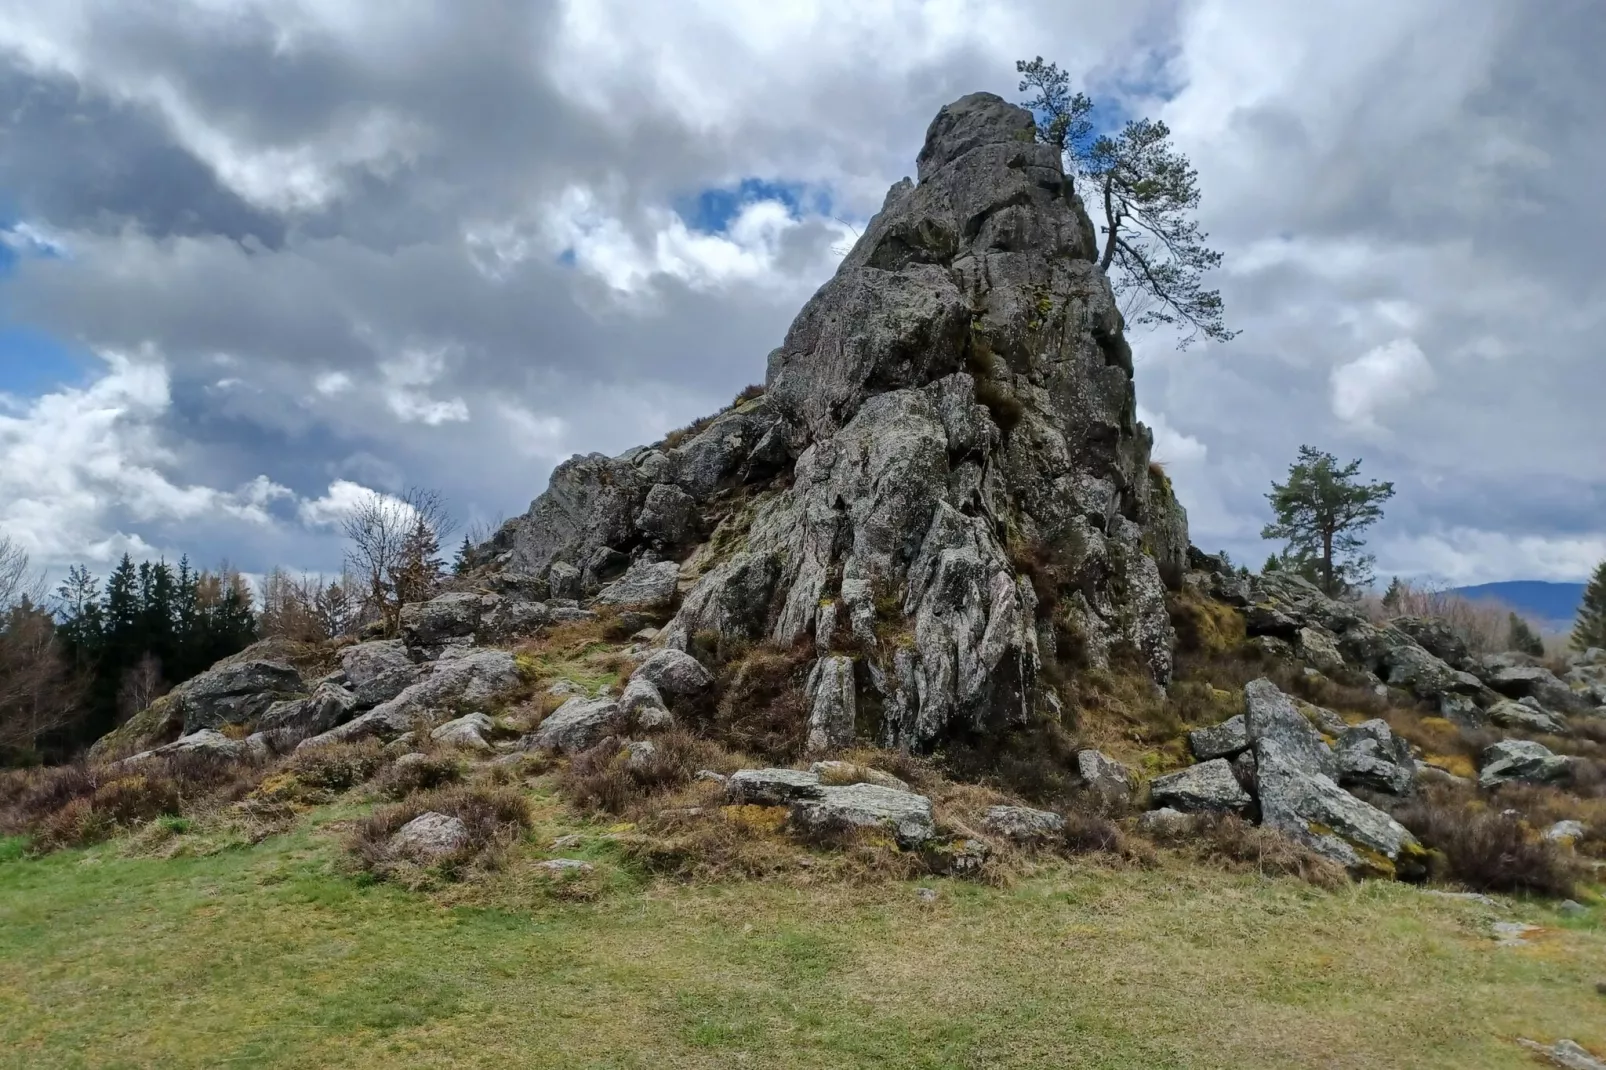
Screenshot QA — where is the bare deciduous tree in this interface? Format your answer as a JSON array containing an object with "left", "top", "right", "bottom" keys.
[
  {"left": 116, "top": 653, "right": 168, "bottom": 725},
  {"left": 0, "top": 537, "right": 85, "bottom": 759},
  {"left": 341, "top": 488, "right": 454, "bottom": 637}
]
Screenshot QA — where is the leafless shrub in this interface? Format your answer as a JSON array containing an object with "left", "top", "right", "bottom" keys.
[
  {"left": 1397, "top": 786, "right": 1579, "bottom": 898},
  {"left": 340, "top": 487, "right": 455, "bottom": 637}
]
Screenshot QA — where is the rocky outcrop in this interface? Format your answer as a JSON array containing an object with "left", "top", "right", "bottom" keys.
[
  {"left": 298, "top": 649, "right": 521, "bottom": 748},
  {"left": 983, "top": 805, "right": 1064, "bottom": 842},
  {"left": 526, "top": 696, "right": 623, "bottom": 753},
  {"left": 1188, "top": 714, "right": 1247, "bottom": 761},
  {"left": 1149, "top": 760, "right": 1251, "bottom": 813},
  {"left": 175, "top": 660, "right": 306, "bottom": 733},
  {"left": 1478, "top": 739, "right": 1574, "bottom": 789},
  {"left": 481, "top": 92, "right": 1187, "bottom": 755},
  {"left": 1333, "top": 719, "right": 1416, "bottom": 796},
  {"left": 339, "top": 640, "right": 424, "bottom": 708},
  {"left": 387, "top": 812, "right": 469, "bottom": 862}
]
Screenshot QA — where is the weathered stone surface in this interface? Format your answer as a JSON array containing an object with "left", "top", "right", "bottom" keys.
[
  {"left": 1334, "top": 719, "right": 1416, "bottom": 796},
  {"left": 1255, "top": 735, "right": 1421, "bottom": 872},
  {"left": 619, "top": 674, "right": 669, "bottom": 722},
  {"left": 1149, "top": 760, "right": 1251, "bottom": 813},
  {"left": 593, "top": 559, "right": 681, "bottom": 609},
  {"left": 1487, "top": 698, "right": 1569, "bottom": 736},
  {"left": 431, "top": 712, "right": 495, "bottom": 750},
  {"left": 788, "top": 783, "right": 937, "bottom": 848},
  {"left": 485, "top": 93, "right": 1182, "bottom": 756},
  {"left": 804, "top": 655, "right": 857, "bottom": 755},
  {"left": 634, "top": 483, "right": 700, "bottom": 547},
  {"left": 401, "top": 592, "right": 482, "bottom": 652},
  {"left": 726, "top": 768, "right": 824, "bottom": 806},
  {"left": 257, "top": 682, "right": 357, "bottom": 741},
  {"left": 340, "top": 640, "right": 424, "bottom": 709},
  {"left": 1390, "top": 615, "right": 1473, "bottom": 670},
  {"left": 623, "top": 739, "right": 657, "bottom": 769},
  {"left": 1188, "top": 714, "right": 1248, "bottom": 761},
  {"left": 1137, "top": 807, "right": 1196, "bottom": 838},
  {"left": 388, "top": 812, "right": 469, "bottom": 862},
  {"left": 1478, "top": 739, "right": 1574, "bottom": 789},
  {"left": 479, "top": 596, "right": 551, "bottom": 641},
  {"left": 1076, "top": 749, "right": 1133, "bottom": 804},
  {"left": 1546, "top": 819, "right": 1586, "bottom": 844},
  {"left": 547, "top": 561, "right": 582, "bottom": 601},
  {"left": 528, "top": 697, "right": 623, "bottom": 753},
  {"left": 174, "top": 660, "right": 306, "bottom": 733},
  {"left": 1516, "top": 1038, "right": 1606, "bottom": 1070},
  {"left": 1382, "top": 644, "right": 1487, "bottom": 704},
  {"left": 632, "top": 648, "right": 713, "bottom": 695},
  {"left": 1295, "top": 626, "right": 1347, "bottom": 675},
  {"left": 983, "top": 804, "right": 1064, "bottom": 842},
  {"left": 1485, "top": 663, "right": 1592, "bottom": 715},
  {"left": 1244, "top": 678, "right": 1336, "bottom": 780},
  {"left": 299, "top": 651, "right": 520, "bottom": 748}
]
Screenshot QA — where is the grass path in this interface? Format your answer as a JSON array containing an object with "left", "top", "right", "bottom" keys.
[{"left": 0, "top": 820, "right": 1602, "bottom": 1069}]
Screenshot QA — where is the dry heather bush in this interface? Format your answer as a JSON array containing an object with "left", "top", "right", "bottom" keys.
[
  {"left": 348, "top": 784, "right": 530, "bottom": 880},
  {"left": 372, "top": 754, "right": 463, "bottom": 800},
  {"left": 1061, "top": 811, "right": 1126, "bottom": 855},
  {"left": 276, "top": 739, "right": 387, "bottom": 798},
  {"left": 940, "top": 716, "right": 1084, "bottom": 804},
  {"left": 561, "top": 730, "right": 728, "bottom": 816},
  {"left": 710, "top": 644, "right": 813, "bottom": 762},
  {"left": 1396, "top": 786, "right": 1579, "bottom": 898},
  {"left": 1490, "top": 782, "right": 1606, "bottom": 858},
  {"left": 733, "top": 383, "right": 765, "bottom": 405},
  {"left": 2, "top": 750, "right": 273, "bottom": 851},
  {"left": 1145, "top": 812, "right": 1351, "bottom": 890}
]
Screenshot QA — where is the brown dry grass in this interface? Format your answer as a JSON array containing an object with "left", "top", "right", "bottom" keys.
[{"left": 1151, "top": 812, "right": 1352, "bottom": 890}]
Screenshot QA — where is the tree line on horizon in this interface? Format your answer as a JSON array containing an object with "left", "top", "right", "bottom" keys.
[{"left": 0, "top": 487, "right": 478, "bottom": 766}]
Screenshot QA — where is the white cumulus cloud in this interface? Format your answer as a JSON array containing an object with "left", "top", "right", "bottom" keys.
[{"left": 1329, "top": 339, "right": 1436, "bottom": 431}]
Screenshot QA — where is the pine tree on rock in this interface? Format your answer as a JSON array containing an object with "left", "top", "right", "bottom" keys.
[
  {"left": 1261, "top": 446, "right": 1395, "bottom": 597},
  {"left": 1572, "top": 559, "right": 1606, "bottom": 652}
]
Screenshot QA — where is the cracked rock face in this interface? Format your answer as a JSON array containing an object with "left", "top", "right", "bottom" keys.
[{"left": 483, "top": 93, "right": 1183, "bottom": 754}]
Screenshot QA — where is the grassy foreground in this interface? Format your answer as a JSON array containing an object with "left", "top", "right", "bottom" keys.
[{"left": 1, "top": 812, "right": 1602, "bottom": 1070}]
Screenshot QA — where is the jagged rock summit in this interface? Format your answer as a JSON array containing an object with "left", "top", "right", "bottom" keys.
[{"left": 486, "top": 92, "right": 1188, "bottom": 752}]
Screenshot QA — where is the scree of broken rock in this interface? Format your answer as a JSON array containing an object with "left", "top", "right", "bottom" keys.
[{"left": 484, "top": 92, "right": 1188, "bottom": 753}]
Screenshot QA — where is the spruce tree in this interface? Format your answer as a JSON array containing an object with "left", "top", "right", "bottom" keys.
[
  {"left": 1507, "top": 612, "right": 1545, "bottom": 657},
  {"left": 1381, "top": 576, "right": 1405, "bottom": 612},
  {"left": 453, "top": 534, "right": 474, "bottom": 575},
  {"left": 1572, "top": 560, "right": 1606, "bottom": 652}
]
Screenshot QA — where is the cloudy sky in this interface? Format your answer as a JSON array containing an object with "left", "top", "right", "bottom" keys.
[{"left": 2, "top": 0, "right": 1603, "bottom": 591}]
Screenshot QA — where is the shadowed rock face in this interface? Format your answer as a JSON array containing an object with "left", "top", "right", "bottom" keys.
[{"left": 486, "top": 92, "right": 1186, "bottom": 753}]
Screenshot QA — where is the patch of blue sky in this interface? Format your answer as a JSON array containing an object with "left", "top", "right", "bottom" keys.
[
  {"left": 676, "top": 178, "right": 834, "bottom": 235},
  {"left": 1, "top": 207, "right": 88, "bottom": 397}
]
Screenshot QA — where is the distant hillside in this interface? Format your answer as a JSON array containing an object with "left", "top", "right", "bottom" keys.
[{"left": 1449, "top": 580, "right": 1585, "bottom": 629}]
